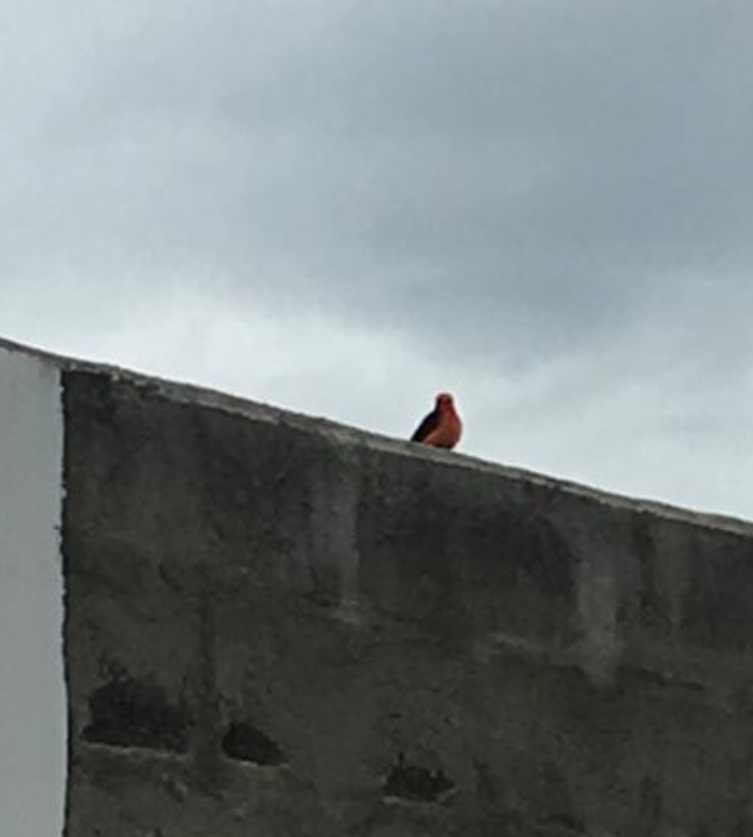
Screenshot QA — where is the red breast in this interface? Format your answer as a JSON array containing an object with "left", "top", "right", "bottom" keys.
[{"left": 427, "top": 395, "right": 462, "bottom": 449}]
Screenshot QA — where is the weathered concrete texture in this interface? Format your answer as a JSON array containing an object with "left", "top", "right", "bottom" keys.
[{"left": 62, "top": 366, "right": 753, "bottom": 837}]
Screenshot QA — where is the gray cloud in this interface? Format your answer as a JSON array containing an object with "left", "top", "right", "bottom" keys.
[{"left": 2, "top": 0, "right": 753, "bottom": 516}]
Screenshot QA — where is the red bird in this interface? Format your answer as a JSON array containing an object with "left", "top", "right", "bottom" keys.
[{"left": 410, "top": 393, "right": 463, "bottom": 450}]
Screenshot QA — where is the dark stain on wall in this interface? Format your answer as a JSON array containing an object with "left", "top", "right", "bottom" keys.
[
  {"left": 382, "top": 753, "right": 455, "bottom": 804},
  {"left": 221, "top": 721, "right": 285, "bottom": 767},
  {"left": 82, "top": 673, "right": 191, "bottom": 753}
]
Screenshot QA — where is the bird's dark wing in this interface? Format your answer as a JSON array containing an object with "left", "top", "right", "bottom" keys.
[{"left": 411, "top": 409, "right": 439, "bottom": 442}]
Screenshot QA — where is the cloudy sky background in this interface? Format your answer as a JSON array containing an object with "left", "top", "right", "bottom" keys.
[{"left": 2, "top": 0, "right": 753, "bottom": 518}]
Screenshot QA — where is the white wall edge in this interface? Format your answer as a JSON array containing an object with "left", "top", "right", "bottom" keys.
[{"left": 0, "top": 344, "right": 66, "bottom": 836}]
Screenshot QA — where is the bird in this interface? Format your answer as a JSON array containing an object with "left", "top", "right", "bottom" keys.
[{"left": 410, "top": 392, "right": 463, "bottom": 450}]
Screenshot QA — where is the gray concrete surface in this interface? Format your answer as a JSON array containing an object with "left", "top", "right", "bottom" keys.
[{"left": 60, "top": 362, "right": 753, "bottom": 836}]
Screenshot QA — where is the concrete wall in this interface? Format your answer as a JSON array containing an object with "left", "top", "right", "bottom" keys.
[
  {"left": 3, "top": 336, "right": 753, "bottom": 836},
  {"left": 0, "top": 344, "right": 66, "bottom": 837},
  {"left": 57, "top": 363, "right": 753, "bottom": 837}
]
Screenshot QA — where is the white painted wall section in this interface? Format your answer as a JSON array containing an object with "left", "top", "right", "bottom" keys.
[{"left": 0, "top": 346, "right": 66, "bottom": 836}]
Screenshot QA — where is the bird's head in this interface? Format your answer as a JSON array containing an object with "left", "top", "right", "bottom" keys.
[{"left": 435, "top": 392, "right": 455, "bottom": 410}]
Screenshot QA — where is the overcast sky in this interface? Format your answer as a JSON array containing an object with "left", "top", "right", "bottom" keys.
[{"left": 2, "top": 0, "right": 753, "bottom": 518}]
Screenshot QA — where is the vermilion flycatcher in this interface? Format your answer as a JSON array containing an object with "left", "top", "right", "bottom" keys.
[{"left": 410, "top": 393, "right": 462, "bottom": 450}]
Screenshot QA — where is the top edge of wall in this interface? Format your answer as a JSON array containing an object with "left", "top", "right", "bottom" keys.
[{"left": 2, "top": 333, "right": 750, "bottom": 538}]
